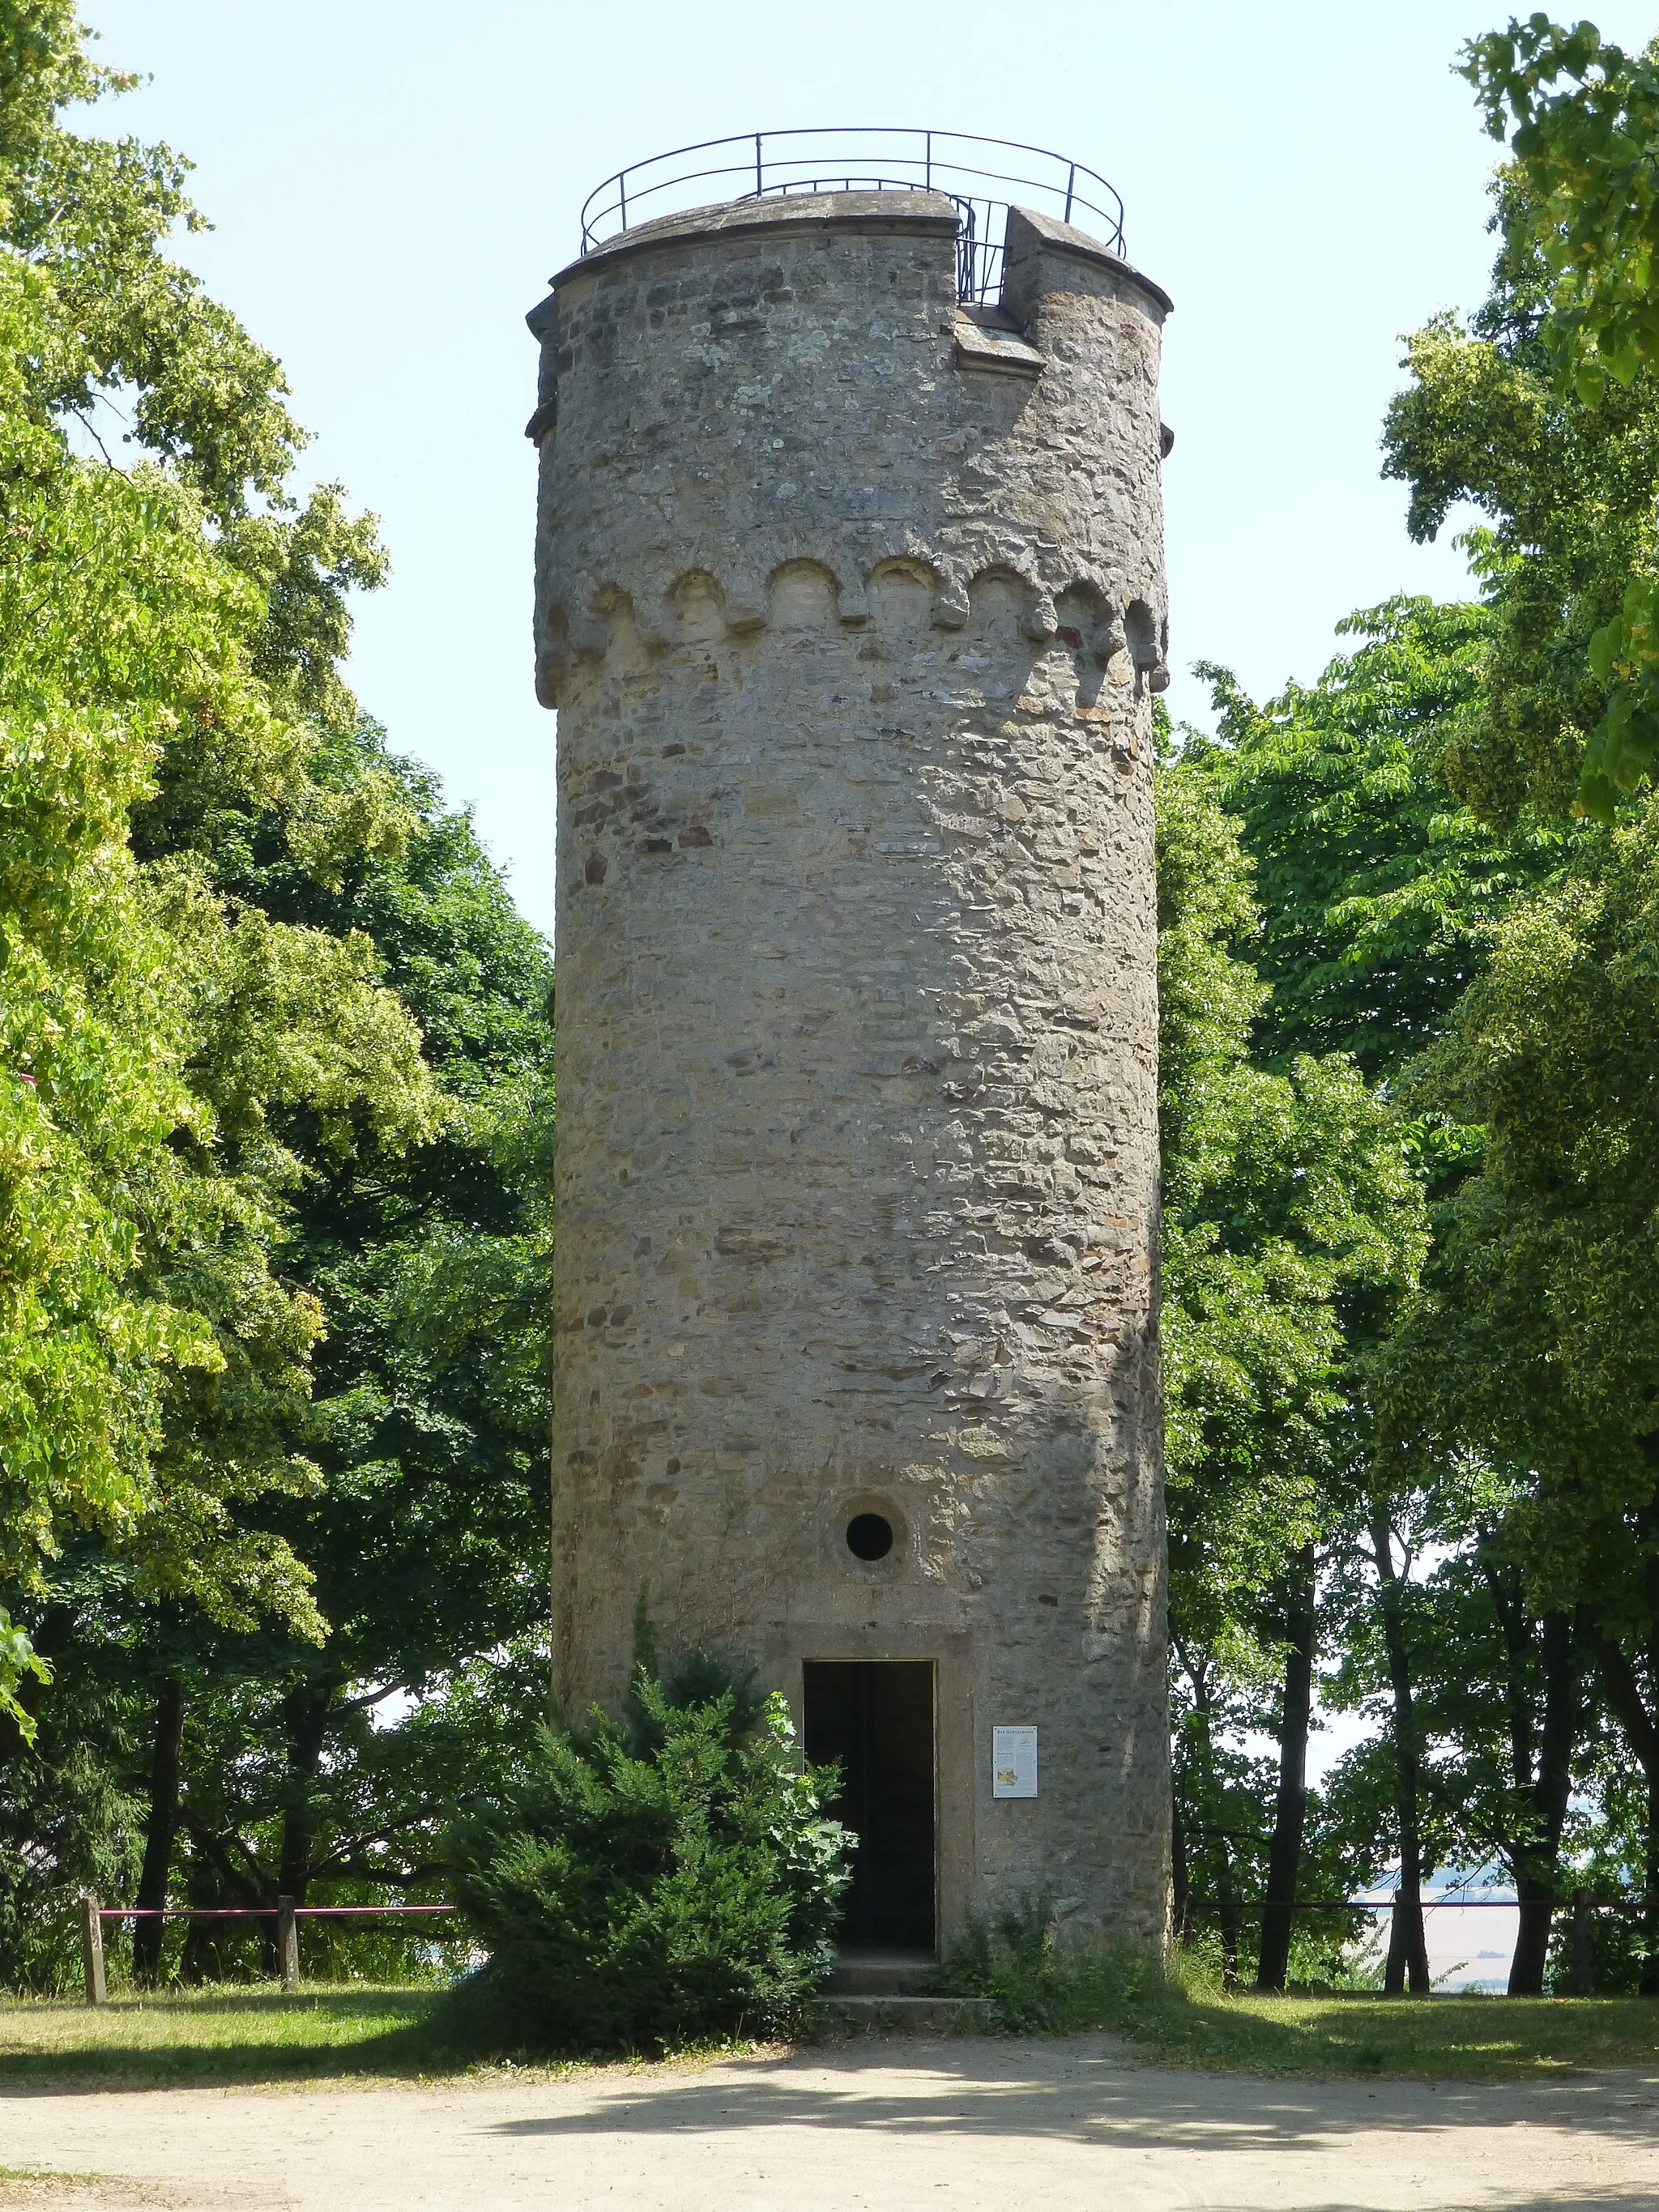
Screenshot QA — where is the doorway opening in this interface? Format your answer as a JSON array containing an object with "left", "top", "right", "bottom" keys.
[{"left": 802, "top": 1660, "right": 936, "bottom": 1953}]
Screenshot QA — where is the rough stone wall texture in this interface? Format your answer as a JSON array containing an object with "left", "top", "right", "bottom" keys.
[{"left": 531, "top": 191, "right": 1172, "bottom": 1949}]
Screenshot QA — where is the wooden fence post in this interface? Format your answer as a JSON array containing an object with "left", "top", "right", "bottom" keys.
[
  {"left": 79, "top": 1894, "right": 107, "bottom": 2006},
  {"left": 1570, "top": 1889, "right": 1595, "bottom": 1996},
  {"left": 276, "top": 1895, "right": 300, "bottom": 1993}
]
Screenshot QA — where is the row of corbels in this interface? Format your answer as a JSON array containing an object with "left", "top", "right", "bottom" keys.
[{"left": 544, "top": 556, "right": 1171, "bottom": 693}]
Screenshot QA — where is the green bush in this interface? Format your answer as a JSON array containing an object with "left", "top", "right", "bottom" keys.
[{"left": 441, "top": 1651, "right": 852, "bottom": 2054}]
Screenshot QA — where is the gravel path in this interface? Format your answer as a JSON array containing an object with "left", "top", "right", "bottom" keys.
[{"left": 3, "top": 2035, "right": 1657, "bottom": 2210}]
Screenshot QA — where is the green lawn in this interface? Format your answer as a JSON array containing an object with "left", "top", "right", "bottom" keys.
[
  {"left": 0, "top": 1987, "right": 448, "bottom": 2087},
  {"left": 1102, "top": 1983, "right": 1659, "bottom": 2080},
  {"left": 5, "top": 1980, "right": 1659, "bottom": 2089}
]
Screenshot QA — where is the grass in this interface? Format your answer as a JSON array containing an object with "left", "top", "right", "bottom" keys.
[
  {"left": 940, "top": 1937, "right": 1659, "bottom": 2082},
  {"left": 0, "top": 1985, "right": 449, "bottom": 2088},
  {"left": 1104, "top": 1975, "right": 1659, "bottom": 2081},
  {"left": 6, "top": 1971, "right": 1659, "bottom": 2089}
]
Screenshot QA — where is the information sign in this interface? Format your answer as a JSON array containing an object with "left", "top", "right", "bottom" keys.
[{"left": 992, "top": 1725, "right": 1038, "bottom": 1799}]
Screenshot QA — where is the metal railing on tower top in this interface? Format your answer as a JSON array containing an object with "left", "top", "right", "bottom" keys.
[{"left": 577, "top": 129, "right": 1126, "bottom": 305}]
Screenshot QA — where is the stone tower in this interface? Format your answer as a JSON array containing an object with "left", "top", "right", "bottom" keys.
[{"left": 528, "top": 165, "right": 1172, "bottom": 1953}]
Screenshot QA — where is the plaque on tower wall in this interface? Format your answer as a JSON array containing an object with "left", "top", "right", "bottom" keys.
[{"left": 992, "top": 1727, "right": 1038, "bottom": 1799}]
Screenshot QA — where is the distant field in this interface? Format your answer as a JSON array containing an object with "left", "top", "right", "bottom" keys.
[{"left": 3, "top": 1982, "right": 1658, "bottom": 2090}]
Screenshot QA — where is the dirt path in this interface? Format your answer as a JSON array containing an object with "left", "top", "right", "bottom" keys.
[{"left": 2, "top": 2034, "right": 1657, "bottom": 2210}]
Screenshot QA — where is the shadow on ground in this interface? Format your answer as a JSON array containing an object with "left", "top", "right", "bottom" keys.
[
  {"left": 484, "top": 2027, "right": 1659, "bottom": 2170},
  {"left": 7, "top": 1985, "right": 1659, "bottom": 2107}
]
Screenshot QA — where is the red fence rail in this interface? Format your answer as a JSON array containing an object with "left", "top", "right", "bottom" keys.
[
  {"left": 76, "top": 1890, "right": 1641, "bottom": 2006},
  {"left": 77, "top": 1894, "right": 460, "bottom": 2005},
  {"left": 94, "top": 1904, "right": 457, "bottom": 1919}
]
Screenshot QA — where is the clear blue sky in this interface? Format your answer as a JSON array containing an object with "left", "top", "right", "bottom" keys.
[{"left": 83, "top": 0, "right": 1657, "bottom": 942}]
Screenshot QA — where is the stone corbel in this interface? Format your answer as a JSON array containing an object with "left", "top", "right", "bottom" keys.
[
  {"left": 932, "top": 573, "right": 970, "bottom": 630},
  {"left": 1021, "top": 589, "right": 1060, "bottom": 645}
]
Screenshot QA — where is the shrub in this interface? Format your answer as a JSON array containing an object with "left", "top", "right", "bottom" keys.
[
  {"left": 940, "top": 1892, "right": 1169, "bottom": 2032},
  {"left": 441, "top": 1649, "right": 852, "bottom": 2054}
]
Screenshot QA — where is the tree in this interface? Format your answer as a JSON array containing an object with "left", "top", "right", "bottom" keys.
[
  {"left": 1460, "top": 18, "right": 1659, "bottom": 811},
  {"left": 0, "top": 278, "right": 435, "bottom": 1721},
  {"left": 142, "top": 735, "right": 555, "bottom": 1948},
  {"left": 1178, "top": 598, "right": 1607, "bottom": 1992},
  {"left": 0, "top": 9, "right": 562, "bottom": 1989},
  {"left": 0, "top": 3, "right": 449, "bottom": 1736},
  {"left": 0, "top": 718, "right": 557, "bottom": 1989},
  {"left": 1190, "top": 598, "right": 1563, "bottom": 1080},
  {"left": 1384, "top": 23, "right": 1659, "bottom": 820},
  {"left": 1380, "top": 795, "right": 1659, "bottom": 1988},
  {"left": 1388, "top": 1519, "right": 1583, "bottom": 1996},
  {"left": 1156, "top": 736, "right": 1426, "bottom": 1988}
]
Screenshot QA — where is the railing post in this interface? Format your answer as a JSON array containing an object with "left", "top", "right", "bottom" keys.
[
  {"left": 79, "top": 1894, "right": 107, "bottom": 2006},
  {"left": 925, "top": 129, "right": 932, "bottom": 190},
  {"left": 1064, "top": 161, "right": 1076, "bottom": 223},
  {"left": 1570, "top": 1889, "right": 1595, "bottom": 1996},
  {"left": 618, "top": 172, "right": 627, "bottom": 231},
  {"left": 277, "top": 1895, "right": 300, "bottom": 1993},
  {"left": 755, "top": 132, "right": 763, "bottom": 198}
]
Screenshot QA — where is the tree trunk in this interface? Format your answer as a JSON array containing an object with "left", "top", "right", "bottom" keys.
[
  {"left": 1184, "top": 1654, "right": 1242, "bottom": 1986},
  {"left": 1216, "top": 1834, "right": 1242, "bottom": 1988},
  {"left": 1171, "top": 1784, "right": 1191, "bottom": 1945},
  {"left": 1584, "top": 1622, "right": 1659, "bottom": 1997},
  {"left": 176, "top": 1812, "right": 274, "bottom": 1983},
  {"left": 1508, "top": 1610, "right": 1576, "bottom": 1996},
  {"left": 276, "top": 1679, "right": 335, "bottom": 1905},
  {"left": 1371, "top": 1498, "right": 1431, "bottom": 1996},
  {"left": 1511, "top": 1882, "right": 1555, "bottom": 1996},
  {"left": 1257, "top": 1544, "right": 1316, "bottom": 1994},
  {"left": 131, "top": 1677, "right": 186, "bottom": 1988}
]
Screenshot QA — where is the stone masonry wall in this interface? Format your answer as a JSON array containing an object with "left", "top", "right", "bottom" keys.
[{"left": 531, "top": 192, "right": 1173, "bottom": 1947}]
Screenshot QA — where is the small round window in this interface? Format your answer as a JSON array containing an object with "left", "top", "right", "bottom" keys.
[{"left": 846, "top": 1512, "right": 894, "bottom": 1562}]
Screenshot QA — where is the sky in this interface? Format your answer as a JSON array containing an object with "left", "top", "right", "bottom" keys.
[{"left": 79, "top": 0, "right": 1659, "bottom": 943}]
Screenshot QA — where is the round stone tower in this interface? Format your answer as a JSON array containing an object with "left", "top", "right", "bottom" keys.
[{"left": 528, "top": 160, "right": 1172, "bottom": 1953}]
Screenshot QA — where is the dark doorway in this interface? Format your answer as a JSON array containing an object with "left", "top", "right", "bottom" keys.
[{"left": 802, "top": 1660, "right": 936, "bottom": 1952}]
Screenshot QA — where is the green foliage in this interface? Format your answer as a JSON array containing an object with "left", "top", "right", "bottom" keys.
[
  {"left": 0, "top": 731, "right": 555, "bottom": 1979},
  {"left": 0, "top": 0, "right": 455, "bottom": 1724},
  {"left": 0, "top": 3, "right": 301, "bottom": 518},
  {"left": 0, "top": 5, "right": 123, "bottom": 158},
  {"left": 158, "top": 736, "right": 555, "bottom": 1926},
  {"left": 0, "top": 0, "right": 555, "bottom": 1990},
  {"left": 1382, "top": 799, "right": 1659, "bottom": 1601},
  {"left": 1382, "top": 23, "right": 1659, "bottom": 816},
  {"left": 1355, "top": 788, "right": 1659, "bottom": 1944},
  {"left": 444, "top": 1656, "right": 852, "bottom": 2056},
  {"left": 1464, "top": 17, "right": 1659, "bottom": 400},
  {"left": 1187, "top": 601, "right": 1563, "bottom": 1076},
  {"left": 0, "top": 1642, "right": 141, "bottom": 1990},
  {"left": 1155, "top": 722, "right": 1430, "bottom": 1980},
  {"left": 1157, "top": 744, "right": 1426, "bottom": 1639}
]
